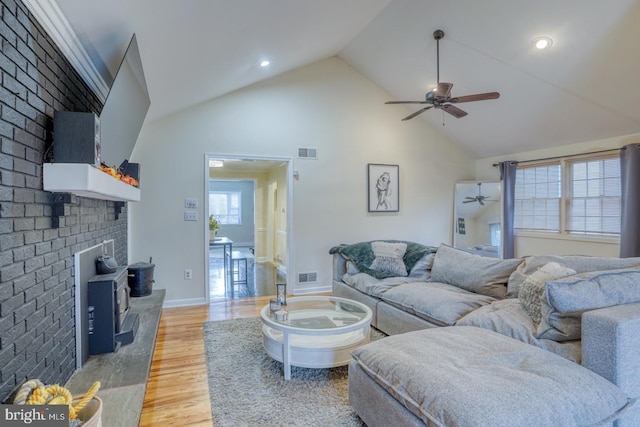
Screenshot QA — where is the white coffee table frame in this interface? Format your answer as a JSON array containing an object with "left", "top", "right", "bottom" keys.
[{"left": 260, "top": 296, "right": 372, "bottom": 380}]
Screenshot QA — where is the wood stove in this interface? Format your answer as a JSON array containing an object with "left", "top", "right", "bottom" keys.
[{"left": 87, "top": 266, "right": 139, "bottom": 354}]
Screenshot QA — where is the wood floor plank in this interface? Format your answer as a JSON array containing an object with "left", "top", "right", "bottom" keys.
[{"left": 139, "top": 293, "right": 329, "bottom": 426}]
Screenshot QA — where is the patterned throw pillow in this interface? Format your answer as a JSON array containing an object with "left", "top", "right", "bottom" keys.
[
  {"left": 518, "top": 262, "right": 576, "bottom": 323},
  {"left": 369, "top": 241, "right": 408, "bottom": 277}
]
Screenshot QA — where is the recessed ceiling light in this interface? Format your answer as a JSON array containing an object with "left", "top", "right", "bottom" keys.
[
  {"left": 534, "top": 36, "right": 553, "bottom": 50},
  {"left": 260, "top": 60, "right": 270, "bottom": 67}
]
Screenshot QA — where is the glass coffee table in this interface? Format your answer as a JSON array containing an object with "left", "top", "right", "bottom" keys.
[{"left": 260, "top": 296, "right": 372, "bottom": 380}]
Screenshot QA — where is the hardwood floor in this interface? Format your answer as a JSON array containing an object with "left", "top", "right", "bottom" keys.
[{"left": 139, "top": 294, "right": 327, "bottom": 426}]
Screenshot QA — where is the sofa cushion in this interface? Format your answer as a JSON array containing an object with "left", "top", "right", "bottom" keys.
[
  {"left": 537, "top": 267, "right": 640, "bottom": 342},
  {"left": 381, "top": 281, "right": 495, "bottom": 326},
  {"left": 518, "top": 262, "right": 577, "bottom": 323},
  {"left": 369, "top": 241, "right": 408, "bottom": 276},
  {"left": 456, "top": 299, "right": 582, "bottom": 363},
  {"left": 342, "top": 273, "right": 416, "bottom": 298},
  {"left": 430, "top": 244, "right": 522, "bottom": 299},
  {"left": 352, "top": 327, "right": 634, "bottom": 427},
  {"left": 507, "top": 255, "right": 640, "bottom": 298}
]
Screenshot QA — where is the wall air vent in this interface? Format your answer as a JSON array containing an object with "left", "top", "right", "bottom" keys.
[
  {"left": 298, "top": 148, "right": 317, "bottom": 159},
  {"left": 298, "top": 272, "right": 318, "bottom": 283}
]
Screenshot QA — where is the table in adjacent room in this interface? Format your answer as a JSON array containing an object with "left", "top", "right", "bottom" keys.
[{"left": 210, "top": 237, "right": 234, "bottom": 297}]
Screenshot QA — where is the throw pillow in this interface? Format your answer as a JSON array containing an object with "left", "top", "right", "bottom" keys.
[
  {"left": 506, "top": 254, "right": 640, "bottom": 298},
  {"left": 369, "top": 241, "right": 408, "bottom": 277},
  {"left": 430, "top": 244, "right": 522, "bottom": 299},
  {"left": 346, "top": 260, "right": 361, "bottom": 275},
  {"left": 518, "top": 262, "right": 576, "bottom": 323},
  {"left": 408, "top": 253, "right": 435, "bottom": 280},
  {"left": 536, "top": 267, "right": 640, "bottom": 341}
]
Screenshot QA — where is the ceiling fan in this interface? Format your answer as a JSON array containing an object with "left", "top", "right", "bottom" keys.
[
  {"left": 386, "top": 29, "right": 500, "bottom": 121},
  {"left": 463, "top": 183, "right": 492, "bottom": 206}
]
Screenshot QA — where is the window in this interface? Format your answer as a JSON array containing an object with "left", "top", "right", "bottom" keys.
[
  {"left": 209, "top": 191, "right": 241, "bottom": 225},
  {"left": 514, "top": 163, "right": 561, "bottom": 232},
  {"left": 514, "top": 154, "right": 621, "bottom": 236},
  {"left": 489, "top": 223, "right": 501, "bottom": 247},
  {"left": 567, "top": 156, "right": 621, "bottom": 235}
]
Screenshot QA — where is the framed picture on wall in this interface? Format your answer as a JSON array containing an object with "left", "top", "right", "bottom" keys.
[
  {"left": 368, "top": 164, "right": 399, "bottom": 212},
  {"left": 457, "top": 217, "right": 466, "bottom": 235}
]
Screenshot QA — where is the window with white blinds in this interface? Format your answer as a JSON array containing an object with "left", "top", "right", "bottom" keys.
[
  {"left": 514, "top": 155, "right": 621, "bottom": 236},
  {"left": 514, "top": 163, "right": 561, "bottom": 232},
  {"left": 567, "top": 156, "right": 621, "bottom": 235}
]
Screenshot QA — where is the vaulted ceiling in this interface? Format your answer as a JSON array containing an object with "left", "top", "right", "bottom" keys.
[{"left": 52, "top": 0, "right": 640, "bottom": 158}]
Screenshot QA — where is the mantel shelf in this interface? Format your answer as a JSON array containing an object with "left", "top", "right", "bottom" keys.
[{"left": 43, "top": 163, "right": 140, "bottom": 202}]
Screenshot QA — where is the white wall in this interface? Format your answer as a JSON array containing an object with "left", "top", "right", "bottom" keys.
[
  {"left": 129, "top": 57, "right": 474, "bottom": 305},
  {"left": 476, "top": 132, "right": 640, "bottom": 258}
]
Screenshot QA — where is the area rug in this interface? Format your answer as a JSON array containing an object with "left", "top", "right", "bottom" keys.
[{"left": 204, "top": 317, "right": 384, "bottom": 426}]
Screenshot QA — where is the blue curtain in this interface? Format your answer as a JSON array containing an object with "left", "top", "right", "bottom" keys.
[
  {"left": 620, "top": 144, "right": 640, "bottom": 257},
  {"left": 499, "top": 161, "right": 518, "bottom": 259}
]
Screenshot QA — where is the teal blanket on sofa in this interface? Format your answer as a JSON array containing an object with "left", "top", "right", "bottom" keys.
[{"left": 329, "top": 240, "right": 438, "bottom": 279}]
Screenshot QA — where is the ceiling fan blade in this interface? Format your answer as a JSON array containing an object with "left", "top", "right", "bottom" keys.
[
  {"left": 478, "top": 199, "right": 485, "bottom": 206},
  {"left": 401, "top": 106, "right": 433, "bottom": 121},
  {"left": 462, "top": 199, "right": 475, "bottom": 203},
  {"left": 443, "top": 104, "right": 468, "bottom": 118},
  {"left": 435, "top": 82, "right": 453, "bottom": 98},
  {"left": 450, "top": 92, "right": 500, "bottom": 103},
  {"left": 385, "top": 101, "right": 429, "bottom": 105}
]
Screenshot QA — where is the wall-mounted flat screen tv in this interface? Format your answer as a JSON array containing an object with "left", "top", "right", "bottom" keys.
[{"left": 99, "top": 34, "right": 150, "bottom": 167}]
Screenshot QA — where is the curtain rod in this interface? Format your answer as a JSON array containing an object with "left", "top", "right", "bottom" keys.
[{"left": 492, "top": 147, "right": 621, "bottom": 167}]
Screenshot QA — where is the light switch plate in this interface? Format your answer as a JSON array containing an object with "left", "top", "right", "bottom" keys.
[
  {"left": 185, "top": 198, "right": 198, "bottom": 208},
  {"left": 184, "top": 211, "right": 197, "bottom": 221}
]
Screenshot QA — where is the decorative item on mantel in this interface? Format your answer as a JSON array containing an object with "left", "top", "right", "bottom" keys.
[
  {"left": 209, "top": 215, "right": 221, "bottom": 241},
  {"left": 98, "top": 161, "right": 139, "bottom": 187}
]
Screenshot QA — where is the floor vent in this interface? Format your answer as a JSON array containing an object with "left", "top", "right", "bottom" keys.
[
  {"left": 298, "top": 272, "right": 317, "bottom": 283},
  {"left": 298, "top": 148, "right": 317, "bottom": 159}
]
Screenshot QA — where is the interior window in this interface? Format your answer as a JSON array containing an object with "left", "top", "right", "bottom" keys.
[{"left": 209, "top": 191, "right": 242, "bottom": 225}]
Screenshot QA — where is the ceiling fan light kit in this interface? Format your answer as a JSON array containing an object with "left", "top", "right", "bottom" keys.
[{"left": 386, "top": 29, "right": 500, "bottom": 121}]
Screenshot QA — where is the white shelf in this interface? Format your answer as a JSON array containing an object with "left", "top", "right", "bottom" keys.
[{"left": 43, "top": 163, "right": 140, "bottom": 202}]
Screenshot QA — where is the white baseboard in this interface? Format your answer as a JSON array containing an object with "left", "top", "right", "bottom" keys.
[
  {"left": 163, "top": 297, "right": 207, "bottom": 308},
  {"left": 292, "top": 284, "right": 331, "bottom": 295}
]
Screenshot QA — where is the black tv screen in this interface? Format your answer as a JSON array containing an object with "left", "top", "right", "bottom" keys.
[{"left": 99, "top": 34, "right": 150, "bottom": 166}]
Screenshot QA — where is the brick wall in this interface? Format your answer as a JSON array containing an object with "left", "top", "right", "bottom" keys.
[{"left": 0, "top": 0, "right": 128, "bottom": 400}]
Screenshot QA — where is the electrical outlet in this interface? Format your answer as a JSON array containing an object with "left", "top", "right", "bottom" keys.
[
  {"left": 184, "top": 269, "right": 192, "bottom": 280},
  {"left": 185, "top": 198, "right": 198, "bottom": 208},
  {"left": 184, "top": 211, "right": 197, "bottom": 221}
]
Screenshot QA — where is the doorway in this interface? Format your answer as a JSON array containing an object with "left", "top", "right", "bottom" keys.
[{"left": 205, "top": 155, "right": 291, "bottom": 301}]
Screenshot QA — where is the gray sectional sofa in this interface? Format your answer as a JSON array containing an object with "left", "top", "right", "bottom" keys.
[{"left": 331, "top": 241, "right": 640, "bottom": 426}]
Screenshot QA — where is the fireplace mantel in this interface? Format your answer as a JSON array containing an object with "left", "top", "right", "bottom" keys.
[{"left": 43, "top": 163, "right": 140, "bottom": 202}]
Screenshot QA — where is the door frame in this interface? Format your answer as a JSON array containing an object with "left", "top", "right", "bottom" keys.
[{"left": 203, "top": 153, "right": 293, "bottom": 301}]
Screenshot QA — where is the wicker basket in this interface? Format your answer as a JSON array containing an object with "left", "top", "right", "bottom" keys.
[{"left": 74, "top": 396, "right": 102, "bottom": 427}]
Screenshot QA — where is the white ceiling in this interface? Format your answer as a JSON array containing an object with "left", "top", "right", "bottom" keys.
[{"left": 53, "top": 0, "right": 640, "bottom": 159}]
